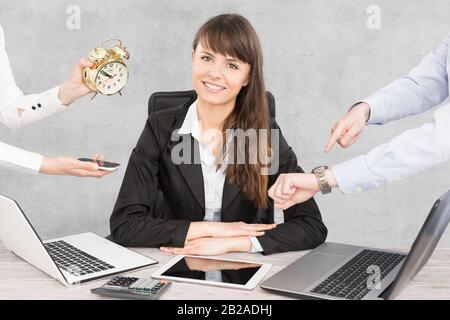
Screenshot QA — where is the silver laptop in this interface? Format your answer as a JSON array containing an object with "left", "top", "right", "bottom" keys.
[
  {"left": 0, "top": 194, "right": 158, "bottom": 286},
  {"left": 261, "top": 189, "right": 450, "bottom": 300}
]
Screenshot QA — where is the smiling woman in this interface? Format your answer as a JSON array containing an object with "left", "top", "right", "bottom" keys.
[
  {"left": 191, "top": 14, "right": 268, "bottom": 208},
  {"left": 110, "top": 14, "right": 328, "bottom": 256}
]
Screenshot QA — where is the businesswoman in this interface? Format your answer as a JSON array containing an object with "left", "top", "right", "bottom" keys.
[
  {"left": 110, "top": 14, "right": 327, "bottom": 255},
  {"left": 0, "top": 24, "right": 110, "bottom": 177}
]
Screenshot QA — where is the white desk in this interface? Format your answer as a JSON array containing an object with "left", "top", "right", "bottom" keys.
[{"left": 1, "top": 241, "right": 450, "bottom": 300}]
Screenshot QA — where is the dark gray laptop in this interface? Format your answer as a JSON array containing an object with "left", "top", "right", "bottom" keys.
[{"left": 261, "top": 189, "right": 450, "bottom": 300}]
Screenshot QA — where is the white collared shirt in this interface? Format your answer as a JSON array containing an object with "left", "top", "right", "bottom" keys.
[
  {"left": 0, "top": 24, "right": 66, "bottom": 172},
  {"left": 178, "top": 100, "right": 264, "bottom": 253}
]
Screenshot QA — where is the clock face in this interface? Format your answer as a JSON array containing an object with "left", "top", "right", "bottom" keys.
[{"left": 95, "top": 61, "right": 128, "bottom": 95}]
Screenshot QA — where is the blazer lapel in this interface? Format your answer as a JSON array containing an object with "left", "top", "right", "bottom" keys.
[
  {"left": 166, "top": 123, "right": 240, "bottom": 213},
  {"left": 221, "top": 177, "right": 240, "bottom": 214},
  {"left": 168, "top": 134, "right": 205, "bottom": 210}
]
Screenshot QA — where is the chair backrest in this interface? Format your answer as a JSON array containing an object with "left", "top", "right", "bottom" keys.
[{"left": 148, "top": 90, "right": 276, "bottom": 118}]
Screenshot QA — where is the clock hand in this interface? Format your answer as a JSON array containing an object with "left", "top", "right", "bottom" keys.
[
  {"left": 99, "top": 70, "right": 113, "bottom": 78},
  {"left": 104, "top": 74, "right": 117, "bottom": 83}
]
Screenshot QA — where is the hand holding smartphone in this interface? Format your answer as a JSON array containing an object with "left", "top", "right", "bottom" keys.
[{"left": 78, "top": 158, "right": 121, "bottom": 171}]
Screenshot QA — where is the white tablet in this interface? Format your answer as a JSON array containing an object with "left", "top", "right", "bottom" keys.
[{"left": 152, "top": 255, "right": 271, "bottom": 290}]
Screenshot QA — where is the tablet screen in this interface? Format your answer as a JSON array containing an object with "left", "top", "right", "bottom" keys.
[{"left": 161, "top": 256, "right": 263, "bottom": 285}]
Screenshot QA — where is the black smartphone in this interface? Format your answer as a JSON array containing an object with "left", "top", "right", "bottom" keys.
[{"left": 78, "top": 158, "right": 121, "bottom": 171}]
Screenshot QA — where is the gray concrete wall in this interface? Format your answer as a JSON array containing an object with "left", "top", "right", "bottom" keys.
[{"left": 1, "top": 0, "right": 450, "bottom": 250}]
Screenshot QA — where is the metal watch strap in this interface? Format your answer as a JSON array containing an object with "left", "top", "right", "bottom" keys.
[{"left": 312, "top": 166, "right": 331, "bottom": 195}]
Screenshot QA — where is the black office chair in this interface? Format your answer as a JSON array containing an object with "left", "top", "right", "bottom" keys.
[{"left": 147, "top": 90, "right": 276, "bottom": 224}]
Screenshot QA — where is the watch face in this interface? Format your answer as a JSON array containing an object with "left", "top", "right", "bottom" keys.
[
  {"left": 312, "top": 166, "right": 324, "bottom": 173},
  {"left": 96, "top": 61, "right": 128, "bottom": 95}
]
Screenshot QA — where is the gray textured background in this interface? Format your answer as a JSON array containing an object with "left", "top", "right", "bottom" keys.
[{"left": 1, "top": 0, "right": 450, "bottom": 250}]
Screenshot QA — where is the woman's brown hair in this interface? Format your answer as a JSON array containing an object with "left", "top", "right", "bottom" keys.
[{"left": 193, "top": 14, "right": 270, "bottom": 208}]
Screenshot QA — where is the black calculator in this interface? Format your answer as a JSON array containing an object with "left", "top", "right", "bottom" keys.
[{"left": 91, "top": 276, "right": 171, "bottom": 300}]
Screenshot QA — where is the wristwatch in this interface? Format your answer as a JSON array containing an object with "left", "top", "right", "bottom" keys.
[{"left": 311, "top": 166, "right": 332, "bottom": 194}]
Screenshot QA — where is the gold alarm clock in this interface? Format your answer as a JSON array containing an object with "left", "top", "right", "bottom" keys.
[{"left": 83, "top": 39, "right": 129, "bottom": 96}]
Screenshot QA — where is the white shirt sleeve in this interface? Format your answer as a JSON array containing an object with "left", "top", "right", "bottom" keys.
[
  {"left": 332, "top": 103, "right": 450, "bottom": 193},
  {"left": 248, "top": 236, "right": 264, "bottom": 253},
  {"left": 0, "top": 24, "right": 66, "bottom": 129},
  {"left": 0, "top": 24, "right": 65, "bottom": 173},
  {"left": 0, "top": 141, "right": 43, "bottom": 172},
  {"left": 363, "top": 35, "right": 449, "bottom": 125}
]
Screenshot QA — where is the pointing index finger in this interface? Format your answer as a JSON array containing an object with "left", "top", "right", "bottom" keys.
[{"left": 325, "top": 123, "right": 345, "bottom": 153}]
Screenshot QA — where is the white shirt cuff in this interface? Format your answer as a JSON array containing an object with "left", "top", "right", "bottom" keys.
[
  {"left": 39, "top": 85, "right": 67, "bottom": 111},
  {"left": 0, "top": 86, "right": 67, "bottom": 129},
  {"left": 248, "top": 236, "right": 264, "bottom": 253},
  {"left": 363, "top": 95, "right": 387, "bottom": 125},
  {"left": 332, "top": 155, "right": 384, "bottom": 194}
]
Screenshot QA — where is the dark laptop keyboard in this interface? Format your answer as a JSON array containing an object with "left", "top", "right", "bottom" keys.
[
  {"left": 44, "top": 240, "right": 115, "bottom": 277},
  {"left": 311, "top": 249, "right": 406, "bottom": 300}
]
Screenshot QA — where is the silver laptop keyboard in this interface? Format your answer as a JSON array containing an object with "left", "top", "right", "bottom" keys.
[
  {"left": 311, "top": 249, "right": 407, "bottom": 300},
  {"left": 44, "top": 240, "right": 115, "bottom": 277}
]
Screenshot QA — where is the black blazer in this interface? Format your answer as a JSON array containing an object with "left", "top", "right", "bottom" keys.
[{"left": 110, "top": 104, "right": 328, "bottom": 255}]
